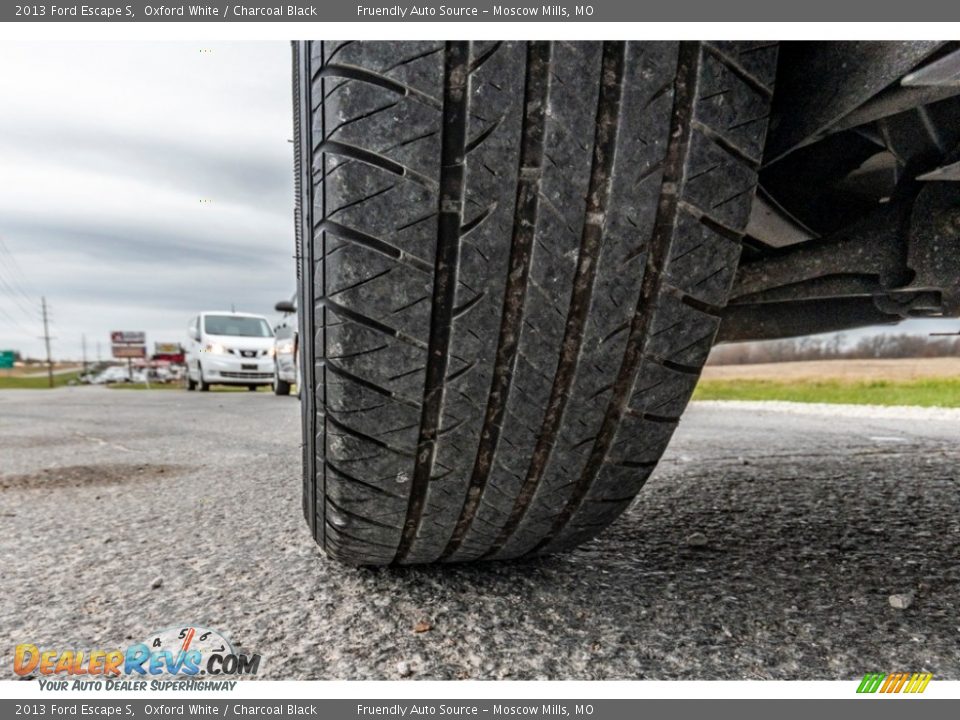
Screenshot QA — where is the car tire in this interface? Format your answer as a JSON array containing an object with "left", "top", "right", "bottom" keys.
[
  {"left": 186, "top": 374, "right": 196, "bottom": 391},
  {"left": 294, "top": 40, "right": 776, "bottom": 564}
]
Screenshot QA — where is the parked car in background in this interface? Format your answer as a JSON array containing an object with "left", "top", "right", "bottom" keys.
[
  {"left": 90, "top": 365, "right": 139, "bottom": 384},
  {"left": 184, "top": 311, "right": 275, "bottom": 391},
  {"left": 149, "top": 363, "right": 183, "bottom": 384},
  {"left": 272, "top": 296, "right": 298, "bottom": 396}
]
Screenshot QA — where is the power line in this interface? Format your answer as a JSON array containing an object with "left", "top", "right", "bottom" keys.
[
  {"left": 0, "top": 273, "right": 33, "bottom": 334},
  {"left": 0, "top": 237, "right": 36, "bottom": 304},
  {"left": 0, "top": 271, "right": 37, "bottom": 321},
  {"left": 0, "top": 241, "right": 39, "bottom": 322},
  {"left": 0, "top": 303, "right": 31, "bottom": 335}
]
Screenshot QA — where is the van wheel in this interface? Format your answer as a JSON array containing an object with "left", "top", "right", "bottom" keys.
[
  {"left": 273, "top": 374, "right": 292, "bottom": 396},
  {"left": 186, "top": 375, "right": 196, "bottom": 391},
  {"left": 198, "top": 365, "right": 210, "bottom": 392},
  {"left": 294, "top": 41, "right": 776, "bottom": 564}
]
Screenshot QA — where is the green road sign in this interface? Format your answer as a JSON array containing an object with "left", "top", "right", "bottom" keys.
[{"left": 0, "top": 351, "right": 15, "bottom": 369}]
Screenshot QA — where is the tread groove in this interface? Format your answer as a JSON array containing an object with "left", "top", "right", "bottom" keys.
[
  {"left": 679, "top": 202, "right": 744, "bottom": 243},
  {"left": 440, "top": 41, "right": 554, "bottom": 561},
  {"left": 318, "top": 63, "right": 443, "bottom": 109},
  {"left": 465, "top": 115, "right": 505, "bottom": 155},
  {"left": 452, "top": 290, "right": 487, "bottom": 319},
  {"left": 529, "top": 41, "right": 702, "bottom": 555},
  {"left": 324, "top": 298, "right": 428, "bottom": 350},
  {"left": 326, "top": 361, "right": 420, "bottom": 408},
  {"left": 460, "top": 202, "right": 498, "bottom": 237},
  {"left": 485, "top": 41, "right": 628, "bottom": 558},
  {"left": 383, "top": 45, "right": 445, "bottom": 73},
  {"left": 469, "top": 42, "right": 504, "bottom": 74},
  {"left": 325, "top": 101, "right": 400, "bottom": 140},
  {"left": 326, "top": 414, "right": 415, "bottom": 458},
  {"left": 325, "top": 184, "right": 396, "bottom": 217},
  {"left": 395, "top": 41, "right": 472, "bottom": 563},
  {"left": 326, "top": 495, "right": 403, "bottom": 530},
  {"left": 658, "top": 356, "right": 703, "bottom": 375},
  {"left": 326, "top": 460, "right": 406, "bottom": 500},
  {"left": 318, "top": 140, "right": 438, "bottom": 189},
  {"left": 321, "top": 219, "right": 433, "bottom": 275},
  {"left": 680, "top": 289, "right": 724, "bottom": 316},
  {"left": 691, "top": 119, "right": 761, "bottom": 168},
  {"left": 329, "top": 269, "right": 393, "bottom": 299},
  {"left": 702, "top": 43, "right": 774, "bottom": 98}
]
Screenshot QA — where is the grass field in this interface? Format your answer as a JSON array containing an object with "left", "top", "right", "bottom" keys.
[
  {"left": 701, "top": 357, "right": 960, "bottom": 382},
  {"left": 4, "top": 357, "right": 956, "bottom": 407},
  {"left": 0, "top": 364, "right": 81, "bottom": 378},
  {"left": 0, "top": 371, "right": 82, "bottom": 389},
  {"left": 694, "top": 378, "right": 960, "bottom": 407}
]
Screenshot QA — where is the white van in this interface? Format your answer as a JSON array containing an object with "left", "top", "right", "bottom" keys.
[{"left": 184, "top": 311, "right": 275, "bottom": 391}]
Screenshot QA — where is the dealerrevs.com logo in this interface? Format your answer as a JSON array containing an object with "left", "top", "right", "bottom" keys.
[{"left": 14, "top": 626, "right": 261, "bottom": 690}]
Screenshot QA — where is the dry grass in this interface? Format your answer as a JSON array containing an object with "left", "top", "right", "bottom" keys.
[
  {"left": 0, "top": 363, "right": 82, "bottom": 378},
  {"left": 701, "top": 357, "right": 960, "bottom": 382},
  {"left": 696, "top": 358, "right": 960, "bottom": 407}
]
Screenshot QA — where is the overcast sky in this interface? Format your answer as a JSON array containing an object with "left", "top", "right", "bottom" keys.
[
  {"left": 0, "top": 42, "right": 294, "bottom": 360},
  {"left": 0, "top": 42, "right": 954, "bottom": 361}
]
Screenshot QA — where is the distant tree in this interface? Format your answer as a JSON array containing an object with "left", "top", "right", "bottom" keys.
[{"left": 708, "top": 333, "right": 960, "bottom": 365}]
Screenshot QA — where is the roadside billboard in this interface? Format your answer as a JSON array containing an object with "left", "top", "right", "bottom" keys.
[
  {"left": 112, "top": 345, "right": 146, "bottom": 359},
  {"left": 111, "top": 331, "right": 146, "bottom": 345},
  {"left": 111, "top": 330, "right": 146, "bottom": 361}
]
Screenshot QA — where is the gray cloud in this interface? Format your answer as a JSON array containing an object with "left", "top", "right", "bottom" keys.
[
  {"left": 0, "top": 41, "right": 296, "bottom": 358},
  {"left": 0, "top": 41, "right": 955, "bottom": 362},
  {"left": 0, "top": 122, "right": 294, "bottom": 213}
]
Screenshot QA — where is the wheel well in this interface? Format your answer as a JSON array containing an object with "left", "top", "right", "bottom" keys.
[{"left": 722, "top": 42, "right": 960, "bottom": 341}]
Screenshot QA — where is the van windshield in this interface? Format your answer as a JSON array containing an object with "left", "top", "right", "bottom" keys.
[{"left": 204, "top": 315, "right": 273, "bottom": 337}]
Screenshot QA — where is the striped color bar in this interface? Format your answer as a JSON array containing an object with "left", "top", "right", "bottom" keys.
[
  {"left": 905, "top": 673, "right": 934, "bottom": 693},
  {"left": 857, "top": 672, "right": 933, "bottom": 693}
]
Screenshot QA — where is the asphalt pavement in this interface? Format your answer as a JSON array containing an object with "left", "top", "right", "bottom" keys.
[{"left": 1, "top": 387, "right": 958, "bottom": 680}]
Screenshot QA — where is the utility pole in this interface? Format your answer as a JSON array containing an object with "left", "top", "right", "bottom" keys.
[
  {"left": 40, "top": 296, "right": 54, "bottom": 388},
  {"left": 82, "top": 333, "right": 88, "bottom": 375},
  {"left": 97, "top": 341, "right": 102, "bottom": 363}
]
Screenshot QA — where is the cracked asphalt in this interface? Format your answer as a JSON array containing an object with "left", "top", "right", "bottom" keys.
[{"left": 1, "top": 387, "right": 958, "bottom": 680}]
